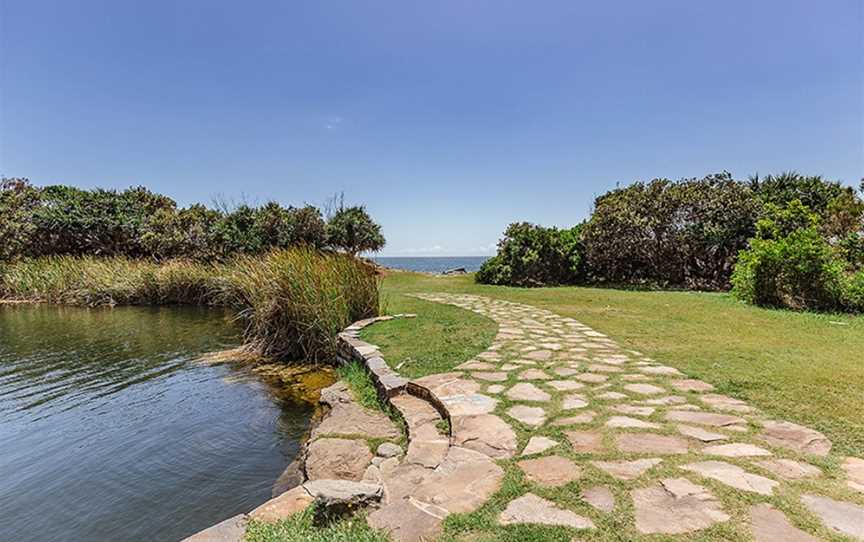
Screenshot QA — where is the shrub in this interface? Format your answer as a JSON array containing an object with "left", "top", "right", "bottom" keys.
[
  {"left": 842, "top": 271, "right": 864, "bottom": 311},
  {"left": 476, "top": 222, "right": 582, "bottom": 286},
  {"left": 326, "top": 205, "right": 385, "bottom": 256}
]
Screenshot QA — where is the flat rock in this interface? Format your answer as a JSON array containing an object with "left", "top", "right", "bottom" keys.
[
  {"left": 582, "top": 486, "right": 615, "bottom": 513},
  {"left": 472, "top": 371, "right": 508, "bottom": 382},
  {"left": 376, "top": 442, "right": 403, "bottom": 458},
  {"left": 183, "top": 514, "right": 248, "bottom": 542},
  {"left": 800, "top": 494, "right": 864, "bottom": 540},
  {"left": 605, "top": 416, "right": 660, "bottom": 429},
  {"left": 441, "top": 393, "right": 498, "bottom": 417},
  {"left": 754, "top": 458, "right": 821, "bottom": 480},
  {"left": 760, "top": 420, "right": 831, "bottom": 456},
  {"left": 552, "top": 412, "right": 596, "bottom": 426},
  {"left": 391, "top": 394, "right": 440, "bottom": 428},
  {"left": 486, "top": 384, "right": 506, "bottom": 394},
  {"left": 303, "top": 479, "right": 383, "bottom": 508},
  {"left": 525, "top": 350, "right": 553, "bottom": 361},
  {"left": 676, "top": 424, "right": 729, "bottom": 442},
  {"left": 519, "top": 368, "right": 551, "bottom": 380},
  {"left": 671, "top": 379, "right": 715, "bottom": 392},
  {"left": 367, "top": 499, "right": 442, "bottom": 542},
  {"left": 499, "top": 493, "right": 595, "bottom": 529},
  {"left": 623, "top": 383, "right": 665, "bottom": 395},
  {"left": 588, "top": 364, "right": 623, "bottom": 373},
  {"left": 565, "top": 430, "right": 604, "bottom": 453},
  {"left": 518, "top": 455, "right": 582, "bottom": 487},
  {"left": 506, "top": 405, "right": 547, "bottom": 427},
  {"left": 553, "top": 367, "right": 579, "bottom": 376},
  {"left": 547, "top": 380, "right": 584, "bottom": 391},
  {"left": 639, "top": 365, "right": 684, "bottom": 376},
  {"left": 456, "top": 360, "right": 496, "bottom": 370},
  {"left": 633, "top": 478, "right": 729, "bottom": 534},
  {"left": 591, "top": 458, "right": 662, "bottom": 480},
  {"left": 415, "top": 446, "right": 505, "bottom": 514},
  {"left": 701, "top": 393, "right": 753, "bottom": 413},
  {"left": 248, "top": 486, "right": 314, "bottom": 523},
  {"left": 843, "top": 457, "right": 864, "bottom": 492},
  {"left": 704, "top": 443, "right": 772, "bottom": 457},
  {"left": 506, "top": 383, "right": 551, "bottom": 402},
  {"left": 413, "top": 373, "right": 481, "bottom": 397},
  {"left": 521, "top": 436, "right": 559, "bottom": 456},
  {"left": 576, "top": 373, "right": 608, "bottom": 384},
  {"left": 562, "top": 394, "right": 589, "bottom": 409},
  {"left": 681, "top": 460, "right": 779, "bottom": 495},
  {"left": 750, "top": 504, "right": 818, "bottom": 542},
  {"left": 595, "top": 391, "right": 628, "bottom": 400},
  {"left": 306, "top": 438, "right": 372, "bottom": 481},
  {"left": 610, "top": 404, "right": 655, "bottom": 417},
  {"left": 313, "top": 383, "right": 401, "bottom": 440},
  {"left": 452, "top": 414, "right": 518, "bottom": 459},
  {"left": 615, "top": 433, "right": 689, "bottom": 454},
  {"left": 405, "top": 423, "right": 449, "bottom": 468},
  {"left": 642, "top": 395, "right": 688, "bottom": 405},
  {"left": 666, "top": 410, "right": 746, "bottom": 427}
]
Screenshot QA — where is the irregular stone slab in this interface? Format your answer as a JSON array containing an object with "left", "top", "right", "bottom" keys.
[
  {"left": 367, "top": 499, "right": 442, "bottom": 542},
  {"left": 760, "top": 420, "right": 831, "bottom": 457},
  {"left": 547, "top": 380, "right": 584, "bottom": 391},
  {"left": 456, "top": 360, "right": 497, "bottom": 370},
  {"left": 413, "top": 373, "right": 481, "bottom": 397},
  {"left": 499, "top": 363, "right": 519, "bottom": 371},
  {"left": 499, "top": 493, "right": 595, "bottom": 529},
  {"left": 671, "top": 379, "right": 715, "bottom": 392},
  {"left": 615, "top": 433, "right": 689, "bottom": 454},
  {"left": 486, "top": 384, "right": 506, "bottom": 394},
  {"left": 552, "top": 412, "right": 597, "bottom": 426},
  {"left": 506, "top": 383, "right": 551, "bottom": 402},
  {"left": 472, "top": 371, "right": 508, "bottom": 382},
  {"left": 639, "top": 365, "right": 684, "bottom": 376},
  {"left": 704, "top": 443, "right": 772, "bottom": 457},
  {"left": 700, "top": 393, "right": 753, "bottom": 413},
  {"left": 624, "top": 383, "right": 665, "bottom": 395},
  {"left": 391, "top": 394, "right": 443, "bottom": 428},
  {"left": 681, "top": 461, "right": 778, "bottom": 495},
  {"left": 521, "top": 436, "right": 559, "bottom": 456},
  {"left": 676, "top": 424, "right": 728, "bottom": 442},
  {"left": 313, "top": 383, "right": 401, "bottom": 439},
  {"left": 666, "top": 410, "right": 746, "bottom": 427},
  {"left": 621, "top": 374, "right": 650, "bottom": 381},
  {"left": 405, "top": 423, "right": 449, "bottom": 469},
  {"left": 249, "top": 486, "right": 314, "bottom": 523},
  {"left": 519, "top": 368, "right": 551, "bottom": 380},
  {"left": 596, "top": 391, "right": 628, "bottom": 400},
  {"left": 525, "top": 350, "right": 553, "bottom": 361},
  {"left": 306, "top": 438, "right": 373, "bottom": 481},
  {"left": 565, "top": 430, "right": 604, "bottom": 453},
  {"left": 591, "top": 458, "right": 662, "bottom": 480},
  {"left": 754, "top": 458, "right": 822, "bottom": 480},
  {"left": 410, "top": 446, "right": 505, "bottom": 515},
  {"left": 452, "top": 414, "right": 518, "bottom": 459},
  {"left": 588, "top": 364, "right": 623, "bottom": 373},
  {"left": 610, "top": 404, "right": 655, "bottom": 417},
  {"left": 562, "top": 394, "right": 589, "bottom": 409},
  {"left": 843, "top": 457, "right": 864, "bottom": 492},
  {"left": 582, "top": 486, "right": 615, "bottom": 513},
  {"left": 506, "top": 405, "right": 546, "bottom": 427},
  {"left": 441, "top": 394, "right": 498, "bottom": 417},
  {"left": 518, "top": 455, "right": 582, "bottom": 487},
  {"left": 633, "top": 478, "right": 729, "bottom": 534},
  {"left": 184, "top": 514, "right": 248, "bottom": 541},
  {"left": 303, "top": 479, "right": 383, "bottom": 512},
  {"left": 642, "top": 395, "right": 689, "bottom": 406},
  {"left": 576, "top": 373, "right": 608, "bottom": 384},
  {"left": 605, "top": 416, "right": 661, "bottom": 429},
  {"left": 750, "top": 504, "right": 818, "bottom": 542},
  {"left": 377, "top": 442, "right": 403, "bottom": 458},
  {"left": 553, "top": 367, "right": 579, "bottom": 377},
  {"left": 800, "top": 494, "right": 864, "bottom": 540}
]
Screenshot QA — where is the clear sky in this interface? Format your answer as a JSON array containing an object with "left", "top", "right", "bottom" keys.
[{"left": 1, "top": 1, "right": 862, "bottom": 256}]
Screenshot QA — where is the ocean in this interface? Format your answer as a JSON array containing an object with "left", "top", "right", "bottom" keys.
[{"left": 372, "top": 256, "right": 489, "bottom": 274}]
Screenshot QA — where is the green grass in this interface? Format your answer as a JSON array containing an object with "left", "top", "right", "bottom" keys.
[
  {"left": 372, "top": 271, "right": 864, "bottom": 457},
  {"left": 335, "top": 360, "right": 385, "bottom": 411},
  {"left": 245, "top": 507, "right": 389, "bottom": 542}
]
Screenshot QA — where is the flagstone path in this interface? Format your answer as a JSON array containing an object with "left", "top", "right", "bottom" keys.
[{"left": 365, "top": 293, "right": 864, "bottom": 541}]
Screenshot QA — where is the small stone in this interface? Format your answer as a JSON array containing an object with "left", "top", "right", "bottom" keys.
[
  {"left": 486, "top": 384, "right": 506, "bottom": 394},
  {"left": 754, "top": 458, "right": 821, "bottom": 480},
  {"left": 184, "top": 514, "right": 248, "bottom": 541},
  {"left": 547, "top": 380, "right": 584, "bottom": 391},
  {"left": 518, "top": 455, "right": 582, "bottom": 487},
  {"left": 499, "top": 493, "right": 595, "bottom": 529},
  {"left": 562, "top": 394, "right": 589, "bottom": 409},
  {"left": 576, "top": 373, "right": 608, "bottom": 384},
  {"left": 525, "top": 350, "right": 553, "bottom": 361},
  {"left": 591, "top": 458, "right": 662, "bottom": 480},
  {"left": 615, "top": 433, "right": 689, "bottom": 454},
  {"left": 248, "top": 486, "right": 314, "bottom": 523},
  {"left": 800, "top": 494, "right": 864, "bottom": 540},
  {"left": 642, "top": 395, "right": 688, "bottom": 405},
  {"left": 376, "top": 442, "right": 403, "bottom": 458},
  {"left": 671, "top": 379, "right": 715, "bottom": 392},
  {"left": 588, "top": 364, "right": 623, "bottom": 373},
  {"left": 452, "top": 414, "right": 518, "bottom": 459},
  {"left": 551, "top": 412, "right": 597, "bottom": 426},
  {"left": 681, "top": 461, "right": 779, "bottom": 495},
  {"left": 441, "top": 393, "right": 498, "bottom": 417},
  {"left": 595, "top": 391, "right": 627, "bottom": 400},
  {"left": 605, "top": 416, "right": 660, "bottom": 429},
  {"left": 565, "top": 430, "right": 604, "bottom": 453},
  {"left": 665, "top": 410, "right": 746, "bottom": 427},
  {"left": 676, "top": 424, "right": 728, "bottom": 442},
  {"left": 639, "top": 365, "right": 684, "bottom": 376},
  {"left": 553, "top": 367, "right": 579, "bottom": 377},
  {"left": 624, "top": 383, "right": 665, "bottom": 395},
  {"left": 750, "top": 504, "right": 818, "bottom": 542},
  {"left": 581, "top": 486, "right": 615, "bottom": 513},
  {"left": 610, "top": 404, "right": 655, "bottom": 417},
  {"left": 472, "top": 371, "right": 508, "bottom": 382},
  {"left": 760, "top": 420, "right": 832, "bottom": 457},
  {"left": 633, "top": 478, "right": 729, "bottom": 534},
  {"left": 519, "top": 368, "right": 551, "bottom": 380},
  {"left": 507, "top": 405, "right": 547, "bottom": 427},
  {"left": 302, "top": 479, "right": 383, "bottom": 511},
  {"left": 521, "top": 436, "right": 559, "bottom": 456},
  {"left": 700, "top": 393, "right": 753, "bottom": 413},
  {"left": 506, "top": 383, "right": 551, "bottom": 402},
  {"left": 306, "top": 438, "right": 372, "bottom": 481},
  {"left": 703, "top": 443, "right": 772, "bottom": 457},
  {"left": 842, "top": 457, "right": 864, "bottom": 492}
]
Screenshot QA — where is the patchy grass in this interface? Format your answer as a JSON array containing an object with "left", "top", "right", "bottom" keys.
[
  {"left": 376, "top": 271, "right": 864, "bottom": 457},
  {"left": 245, "top": 507, "right": 389, "bottom": 542},
  {"left": 335, "top": 360, "right": 383, "bottom": 411}
]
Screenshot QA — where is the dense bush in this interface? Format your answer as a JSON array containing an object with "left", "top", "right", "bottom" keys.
[
  {"left": 476, "top": 222, "right": 582, "bottom": 286},
  {"left": 0, "top": 179, "right": 383, "bottom": 261}
]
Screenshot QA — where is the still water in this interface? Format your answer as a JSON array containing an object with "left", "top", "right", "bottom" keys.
[{"left": 0, "top": 305, "right": 314, "bottom": 542}]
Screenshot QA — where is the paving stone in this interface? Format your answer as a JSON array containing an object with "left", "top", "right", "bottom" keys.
[
  {"left": 452, "top": 414, "right": 517, "bottom": 459},
  {"left": 623, "top": 383, "right": 666, "bottom": 395},
  {"left": 676, "top": 424, "right": 728, "bottom": 442},
  {"left": 456, "top": 360, "right": 497, "bottom": 370},
  {"left": 547, "top": 380, "right": 584, "bottom": 391},
  {"left": 367, "top": 499, "right": 443, "bottom": 542},
  {"left": 621, "top": 374, "right": 651, "bottom": 381},
  {"left": 184, "top": 514, "right": 248, "bottom": 541},
  {"left": 472, "top": 371, "right": 508, "bottom": 382},
  {"left": 521, "top": 436, "right": 559, "bottom": 456},
  {"left": 564, "top": 430, "right": 604, "bottom": 453},
  {"left": 553, "top": 367, "right": 579, "bottom": 377},
  {"left": 633, "top": 478, "right": 729, "bottom": 534},
  {"left": 499, "top": 363, "right": 519, "bottom": 371},
  {"left": 700, "top": 393, "right": 753, "bottom": 413},
  {"left": 506, "top": 383, "right": 551, "bottom": 402},
  {"left": 642, "top": 395, "right": 689, "bottom": 405},
  {"left": 581, "top": 486, "right": 615, "bottom": 513},
  {"left": 519, "top": 368, "right": 551, "bottom": 380},
  {"left": 760, "top": 420, "right": 832, "bottom": 456},
  {"left": 506, "top": 405, "right": 547, "bottom": 427},
  {"left": 405, "top": 423, "right": 449, "bottom": 468},
  {"left": 704, "top": 443, "right": 772, "bottom": 457},
  {"left": 562, "top": 394, "right": 589, "bottom": 409},
  {"left": 499, "top": 493, "right": 595, "bottom": 529},
  {"left": 591, "top": 458, "right": 662, "bottom": 480},
  {"left": 314, "top": 382, "right": 401, "bottom": 440},
  {"left": 486, "top": 384, "right": 506, "bottom": 394},
  {"left": 681, "top": 461, "right": 779, "bottom": 495},
  {"left": 639, "top": 365, "right": 684, "bottom": 376},
  {"left": 595, "top": 391, "right": 628, "bottom": 400},
  {"left": 552, "top": 412, "right": 597, "bottom": 426},
  {"left": 750, "top": 504, "right": 818, "bottom": 542},
  {"left": 377, "top": 442, "right": 403, "bottom": 458},
  {"left": 588, "top": 364, "right": 624, "bottom": 373},
  {"left": 248, "top": 486, "right": 313, "bottom": 523},
  {"left": 412, "top": 373, "right": 481, "bottom": 397},
  {"left": 671, "top": 379, "right": 715, "bottom": 392},
  {"left": 666, "top": 410, "right": 746, "bottom": 427},
  {"left": 518, "top": 455, "right": 582, "bottom": 487},
  {"left": 754, "top": 458, "right": 821, "bottom": 480},
  {"left": 576, "top": 373, "right": 609, "bottom": 384},
  {"left": 525, "top": 350, "right": 553, "bottom": 361},
  {"left": 610, "top": 404, "right": 655, "bottom": 417},
  {"left": 842, "top": 457, "right": 864, "bottom": 492},
  {"left": 800, "top": 494, "right": 864, "bottom": 540},
  {"left": 605, "top": 416, "right": 661, "bottom": 429},
  {"left": 306, "top": 438, "right": 373, "bottom": 481},
  {"left": 615, "top": 433, "right": 689, "bottom": 454},
  {"left": 441, "top": 394, "right": 498, "bottom": 417}
]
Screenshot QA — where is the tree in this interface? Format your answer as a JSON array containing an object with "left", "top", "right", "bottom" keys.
[{"left": 326, "top": 205, "right": 385, "bottom": 255}]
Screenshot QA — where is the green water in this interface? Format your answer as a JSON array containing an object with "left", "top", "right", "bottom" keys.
[{"left": 0, "top": 305, "right": 314, "bottom": 541}]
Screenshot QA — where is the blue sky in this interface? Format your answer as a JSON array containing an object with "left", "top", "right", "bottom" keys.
[{"left": 1, "top": 1, "right": 861, "bottom": 256}]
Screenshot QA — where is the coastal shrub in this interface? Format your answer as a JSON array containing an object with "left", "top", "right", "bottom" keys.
[
  {"left": 326, "top": 205, "right": 386, "bottom": 256},
  {"left": 476, "top": 222, "right": 582, "bottom": 287}
]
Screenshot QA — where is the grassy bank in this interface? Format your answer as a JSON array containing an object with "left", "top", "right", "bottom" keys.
[
  {"left": 0, "top": 248, "right": 379, "bottom": 361},
  {"left": 371, "top": 271, "right": 864, "bottom": 456}
]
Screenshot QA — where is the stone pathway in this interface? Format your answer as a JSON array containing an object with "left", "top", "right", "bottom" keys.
[{"left": 386, "top": 293, "right": 864, "bottom": 541}]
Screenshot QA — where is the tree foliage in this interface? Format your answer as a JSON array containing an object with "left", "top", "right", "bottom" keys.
[
  {"left": 476, "top": 222, "right": 582, "bottom": 286},
  {"left": 326, "top": 205, "right": 385, "bottom": 255}
]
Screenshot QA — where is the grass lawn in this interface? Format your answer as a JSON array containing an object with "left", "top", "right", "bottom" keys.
[{"left": 369, "top": 271, "right": 864, "bottom": 457}]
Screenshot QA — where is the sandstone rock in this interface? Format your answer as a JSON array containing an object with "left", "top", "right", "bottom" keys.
[
  {"left": 754, "top": 458, "right": 821, "bottom": 480},
  {"left": 588, "top": 364, "right": 623, "bottom": 373},
  {"left": 700, "top": 393, "right": 753, "bottom": 413},
  {"left": 376, "top": 442, "right": 403, "bottom": 458},
  {"left": 183, "top": 514, "right": 248, "bottom": 542},
  {"left": 676, "top": 424, "right": 728, "bottom": 442},
  {"left": 412, "top": 373, "right": 480, "bottom": 397},
  {"left": 412, "top": 446, "right": 505, "bottom": 514},
  {"left": 313, "top": 383, "right": 400, "bottom": 440},
  {"left": 623, "top": 383, "right": 665, "bottom": 395},
  {"left": 552, "top": 412, "right": 596, "bottom": 425},
  {"left": 521, "top": 436, "right": 559, "bottom": 456},
  {"left": 842, "top": 457, "right": 864, "bottom": 492},
  {"left": 303, "top": 479, "right": 383, "bottom": 515},
  {"left": 565, "top": 430, "right": 604, "bottom": 453},
  {"left": 499, "top": 494, "right": 595, "bottom": 529},
  {"left": 576, "top": 373, "right": 608, "bottom": 384},
  {"left": 750, "top": 504, "right": 818, "bottom": 542},
  {"left": 526, "top": 350, "right": 553, "bottom": 361},
  {"left": 681, "top": 461, "right": 778, "bottom": 495},
  {"left": 367, "top": 499, "right": 442, "bottom": 542},
  {"left": 486, "top": 384, "right": 506, "bottom": 394},
  {"left": 633, "top": 478, "right": 729, "bottom": 534},
  {"left": 506, "top": 405, "right": 546, "bottom": 427},
  {"left": 249, "top": 486, "right": 314, "bottom": 523},
  {"left": 615, "top": 433, "right": 689, "bottom": 454},
  {"left": 405, "top": 423, "right": 449, "bottom": 469},
  {"left": 581, "top": 486, "right": 614, "bottom": 513},
  {"left": 639, "top": 365, "right": 684, "bottom": 376},
  {"left": 518, "top": 455, "right": 582, "bottom": 487},
  {"left": 591, "top": 458, "right": 662, "bottom": 480},
  {"left": 456, "top": 360, "right": 496, "bottom": 370},
  {"left": 562, "top": 394, "right": 589, "bottom": 409},
  {"left": 472, "top": 371, "right": 508, "bottom": 382},
  {"left": 547, "top": 380, "right": 584, "bottom": 391},
  {"left": 595, "top": 391, "right": 628, "bottom": 400},
  {"left": 306, "top": 438, "right": 372, "bottom": 481},
  {"left": 665, "top": 410, "right": 746, "bottom": 427},
  {"left": 390, "top": 394, "right": 440, "bottom": 428},
  {"left": 452, "top": 414, "right": 517, "bottom": 459},
  {"left": 519, "top": 368, "right": 551, "bottom": 380},
  {"left": 760, "top": 420, "right": 831, "bottom": 456},
  {"left": 800, "top": 494, "right": 864, "bottom": 540},
  {"left": 610, "top": 404, "right": 655, "bottom": 417},
  {"left": 441, "top": 393, "right": 498, "bottom": 417},
  {"left": 642, "top": 395, "right": 689, "bottom": 406},
  {"left": 671, "top": 379, "right": 715, "bottom": 392},
  {"left": 703, "top": 443, "right": 771, "bottom": 457},
  {"left": 605, "top": 416, "right": 660, "bottom": 429},
  {"left": 553, "top": 367, "right": 579, "bottom": 377},
  {"left": 506, "top": 383, "right": 551, "bottom": 402}
]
